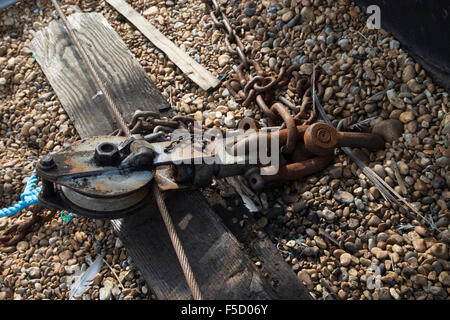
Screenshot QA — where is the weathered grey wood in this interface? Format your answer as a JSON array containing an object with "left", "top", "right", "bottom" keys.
[
  {"left": 248, "top": 239, "right": 312, "bottom": 299},
  {"left": 30, "top": 12, "right": 169, "bottom": 139},
  {"left": 210, "top": 198, "right": 313, "bottom": 300},
  {"left": 112, "top": 190, "right": 279, "bottom": 299},
  {"left": 106, "top": 0, "right": 220, "bottom": 91},
  {"left": 30, "top": 12, "right": 311, "bottom": 300}
]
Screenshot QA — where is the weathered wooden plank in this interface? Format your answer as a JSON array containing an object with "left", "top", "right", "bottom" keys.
[
  {"left": 105, "top": 0, "right": 220, "bottom": 91},
  {"left": 210, "top": 198, "right": 313, "bottom": 300},
  {"left": 30, "top": 12, "right": 169, "bottom": 139},
  {"left": 30, "top": 12, "right": 309, "bottom": 300},
  {"left": 112, "top": 190, "right": 279, "bottom": 299}
]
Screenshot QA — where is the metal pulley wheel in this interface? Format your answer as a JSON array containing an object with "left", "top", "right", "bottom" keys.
[{"left": 36, "top": 136, "right": 155, "bottom": 219}]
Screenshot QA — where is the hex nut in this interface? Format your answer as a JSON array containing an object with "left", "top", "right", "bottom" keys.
[{"left": 95, "top": 142, "right": 120, "bottom": 166}]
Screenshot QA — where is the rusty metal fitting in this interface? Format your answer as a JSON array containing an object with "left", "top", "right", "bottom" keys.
[
  {"left": 255, "top": 95, "right": 278, "bottom": 122},
  {"left": 336, "top": 131, "right": 385, "bottom": 151},
  {"left": 261, "top": 155, "right": 334, "bottom": 184},
  {"left": 253, "top": 76, "right": 278, "bottom": 93},
  {"left": 242, "top": 88, "right": 257, "bottom": 108},
  {"left": 244, "top": 167, "right": 265, "bottom": 191},
  {"left": 304, "top": 122, "right": 339, "bottom": 156},
  {"left": 244, "top": 76, "right": 264, "bottom": 95},
  {"left": 270, "top": 102, "right": 297, "bottom": 154},
  {"left": 238, "top": 117, "right": 260, "bottom": 133},
  {"left": 39, "top": 154, "right": 56, "bottom": 171},
  {"left": 95, "top": 141, "right": 121, "bottom": 166}
]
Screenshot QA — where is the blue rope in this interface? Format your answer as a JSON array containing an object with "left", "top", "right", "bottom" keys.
[{"left": 0, "top": 172, "right": 42, "bottom": 218}]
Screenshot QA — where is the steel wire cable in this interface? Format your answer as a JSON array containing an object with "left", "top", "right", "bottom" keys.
[
  {"left": 152, "top": 182, "right": 203, "bottom": 300},
  {"left": 51, "top": 0, "right": 202, "bottom": 299},
  {"left": 50, "top": 0, "right": 131, "bottom": 137}
]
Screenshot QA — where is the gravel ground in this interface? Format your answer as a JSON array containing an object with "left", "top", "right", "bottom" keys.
[{"left": 0, "top": 0, "right": 449, "bottom": 300}]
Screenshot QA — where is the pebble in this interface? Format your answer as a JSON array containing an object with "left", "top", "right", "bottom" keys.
[
  {"left": 428, "top": 243, "right": 449, "bottom": 260},
  {"left": 402, "top": 64, "right": 416, "bottom": 83},
  {"left": 218, "top": 55, "right": 230, "bottom": 67},
  {"left": 372, "top": 119, "right": 403, "bottom": 142},
  {"left": 333, "top": 190, "right": 354, "bottom": 204},
  {"left": 300, "top": 6, "right": 314, "bottom": 22},
  {"left": 399, "top": 111, "right": 415, "bottom": 123},
  {"left": 243, "top": 7, "right": 256, "bottom": 17},
  {"left": 0, "top": 0, "right": 447, "bottom": 302},
  {"left": 16, "top": 241, "right": 29, "bottom": 252},
  {"left": 281, "top": 11, "right": 294, "bottom": 22},
  {"left": 143, "top": 6, "right": 159, "bottom": 16},
  {"left": 340, "top": 253, "right": 352, "bottom": 266},
  {"left": 297, "top": 270, "right": 314, "bottom": 290}
]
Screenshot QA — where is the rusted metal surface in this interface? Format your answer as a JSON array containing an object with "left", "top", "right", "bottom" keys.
[
  {"left": 232, "top": 122, "right": 385, "bottom": 190},
  {"left": 262, "top": 156, "right": 334, "bottom": 184},
  {"left": 0, "top": 206, "right": 56, "bottom": 247}
]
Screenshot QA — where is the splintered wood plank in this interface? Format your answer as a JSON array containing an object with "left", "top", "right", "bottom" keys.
[
  {"left": 30, "top": 12, "right": 169, "bottom": 139},
  {"left": 105, "top": 0, "right": 220, "bottom": 91},
  {"left": 30, "top": 12, "right": 305, "bottom": 300}
]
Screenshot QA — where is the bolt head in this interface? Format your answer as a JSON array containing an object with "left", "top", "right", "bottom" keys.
[{"left": 39, "top": 154, "right": 56, "bottom": 171}]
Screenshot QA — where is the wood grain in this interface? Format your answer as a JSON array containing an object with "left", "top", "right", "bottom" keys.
[
  {"left": 30, "top": 12, "right": 169, "bottom": 139},
  {"left": 112, "top": 190, "right": 279, "bottom": 299},
  {"left": 30, "top": 12, "right": 310, "bottom": 300},
  {"left": 105, "top": 0, "right": 220, "bottom": 91}
]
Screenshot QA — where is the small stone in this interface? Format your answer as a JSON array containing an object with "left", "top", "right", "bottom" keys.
[
  {"left": 21, "top": 123, "right": 32, "bottom": 137},
  {"left": 372, "top": 119, "right": 403, "bottom": 143},
  {"left": 328, "top": 165, "right": 342, "bottom": 178},
  {"left": 314, "top": 236, "right": 327, "bottom": 250},
  {"left": 300, "top": 63, "right": 313, "bottom": 75},
  {"left": 224, "top": 116, "right": 235, "bottom": 128},
  {"left": 281, "top": 10, "right": 294, "bottom": 22},
  {"left": 218, "top": 55, "right": 230, "bottom": 67},
  {"left": 300, "top": 6, "right": 314, "bottom": 22},
  {"left": 268, "top": 57, "right": 277, "bottom": 69},
  {"left": 402, "top": 64, "right": 416, "bottom": 83},
  {"left": 427, "top": 243, "right": 449, "bottom": 260},
  {"left": 323, "top": 87, "right": 334, "bottom": 102},
  {"left": 297, "top": 270, "right": 313, "bottom": 290},
  {"left": 368, "top": 215, "right": 381, "bottom": 227},
  {"left": 16, "top": 241, "right": 29, "bottom": 252},
  {"left": 286, "top": 14, "right": 301, "bottom": 28},
  {"left": 412, "top": 239, "right": 426, "bottom": 252},
  {"left": 414, "top": 274, "right": 428, "bottom": 286},
  {"left": 243, "top": 7, "right": 256, "bottom": 17},
  {"left": 333, "top": 249, "right": 346, "bottom": 259},
  {"left": 28, "top": 267, "right": 41, "bottom": 279},
  {"left": 386, "top": 90, "right": 405, "bottom": 109},
  {"left": 407, "top": 79, "right": 425, "bottom": 93},
  {"left": 414, "top": 226, "right": 430, "bottom": 237},
  {"left": 340, "top": 253, "right": 352, "bottom": 266},
  {"left": 333, "top": 190, "right": 354, "bottom": 204},
  {"left": 436, "top": 157, "right": 450, "bottom": 167},
  {"left": 399, "top": 111, "right": 415, "bottom": 123},
  {"left": 143, "top": 6, "right": 159, "bottom": 16},
  {"left": 59, "top": 250, "right": 72, "bottom": 261},
  {"left": 355, "top": 198, "right": 364, "bottom": 210},
  {"left": 99, "top": 286, "right": 112, "bottom": 300},
  {"left": 389, "top": 288, "right": 400, "bottom": 300},
  {"left": 438, "top": 271, "right": 450, "bottom": 287},
  {"left": 286, "top": 240, "right": 296, "bottom": 248},
  {"left": 376, "top": 250, "right": 388, "bottom": 260}
]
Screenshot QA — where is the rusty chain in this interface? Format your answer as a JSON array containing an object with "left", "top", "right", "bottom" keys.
[
  {"left": 0, "top": 206, "right": 56, "bottom": 247},
  {"left": 203, "top": 0, "right": 323, "bottom": 142},
  {"left": 0, "top": 2, "right": 386, "bottom": 303}
]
